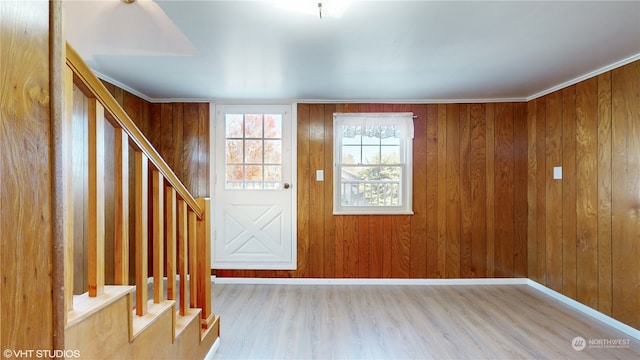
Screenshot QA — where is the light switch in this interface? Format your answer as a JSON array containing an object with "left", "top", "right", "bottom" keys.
[
  {"left": 553, "top": 166, "right": 562, "bottom": 180},
  {"left": 316, "top": 170, "right": 324, "bottom": 181}
]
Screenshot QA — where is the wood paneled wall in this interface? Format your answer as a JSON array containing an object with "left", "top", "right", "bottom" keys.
[
  {"left": 527, "top": 60, "right": 640, "bottom": 329},
  {"left": 217, "top": 102, "right": 529, "bottom": 279},
  {"left": 101, "top": 82, "right": 210, "bottom": 198},
  {"left": 0, "top": 0, "right": 55, "bottom": 352}
]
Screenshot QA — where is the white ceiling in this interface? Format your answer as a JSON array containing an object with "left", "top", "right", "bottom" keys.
[{"left": 64, "top": 0, "right": 640, "bottom": 102}]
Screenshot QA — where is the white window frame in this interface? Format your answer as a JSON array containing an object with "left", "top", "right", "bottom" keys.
[{"left": 333, "top": 112, "right": 414, "bottom": 215}]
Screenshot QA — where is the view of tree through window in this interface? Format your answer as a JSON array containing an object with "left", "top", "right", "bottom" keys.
[
  {"left": 225, "top": 113, "right": 282, "bottom": 190},
  {"left": 334, "top": 112, "right": 414, "bottom": 215}
]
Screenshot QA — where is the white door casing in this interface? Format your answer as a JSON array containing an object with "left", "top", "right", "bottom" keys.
[{"left": 212, "top": 104, "right": 296, "bottom": 270}]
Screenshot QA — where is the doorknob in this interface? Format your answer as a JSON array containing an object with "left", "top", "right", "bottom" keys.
[{"left": 283, "top": 183, "right": 290, "bottom": 189}]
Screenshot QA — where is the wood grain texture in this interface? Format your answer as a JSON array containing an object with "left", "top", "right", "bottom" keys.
[
  {"left": 611, "top": 61, "right": 640, "bottom": 329},
  {"left": 459, "top": 104, "right": 472, "bottom": 278},
  {"left": 596, "top": 72, "right": 613, "bottom": 316},
  {"left": 485, "top": 104, "right": 496, "bottom": 278},
  {"left": 526, "top": 100, "right": 538, "bottom": 281},
  {"left": 223, "top": 102, "right": 528, "bottom": 280},
  {"left": 1, "top": 0, "right": 54, "bottom": 351},
  {"left": 470, "top": 104, "right": 487, "bottom": 278},
  {"left": 166, "top": 188, "right": 177, "bottom": 301},
  {"left": 494, "top": 103, "right": 514, "bottom": 278},
  {"left": 575, "top": 78, "right": 598, "bottom": 308},
  {"left": 212, "top": 284, "right": 640, "bottom": 360},
  {"left": 562, "top": 85, "right": 577, "bottom": 298},
  {"left": 545, "top": 92, "right": 564, "bottom": 292},
  {"left": 527, "top": 62, "right": 640, "bottom": 329},
  {"left": 135, "top": 152, "right": 149, "bottom": 315},
  {"left": 425, "top": 105, "right": 439, "bottom": 278},
  {"left": 445, "top": 104, "right": 461, "bottom": 278},
  {"left": 535, "top": 97, "right": 547, "bottom": 285},
  {"left": 88, "top": 99, "right": 106, "bottom": 297},
  {"left": 72, "top": 86, "right": 88, "bottom": 294},
  {"left": 513, "top": 103, "right": 528, "bottom": 278},
  {"left": 177, "top": 199, "right": 188, "bottom": 315},
  {"left": 63, "top": 65, "right": 75, "bottom": 313},
  {"left": 114, "top": 128, "right": 129, "bottom": 285},
  {"left": 152, "top": 170, "right": 164, "bottom": 303}
]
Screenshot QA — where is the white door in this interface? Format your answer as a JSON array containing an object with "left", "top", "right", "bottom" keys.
[{"left": 212, "top": 105, "right": 296, "bottom": 269}]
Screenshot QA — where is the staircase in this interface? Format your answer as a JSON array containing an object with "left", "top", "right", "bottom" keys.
[{"left": 61, "top": 44, "right": 219, "bottom": 359}]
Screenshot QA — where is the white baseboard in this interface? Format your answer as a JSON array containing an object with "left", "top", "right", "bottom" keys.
[
  {"left": 527, "top": 279, "right": 640, "bottom": 340},
  {"left": 212, "top": 277, "right": 529, "bottom": 286},
  {"left": 211, "top": 276, "right": 639, "bottom": 340}
]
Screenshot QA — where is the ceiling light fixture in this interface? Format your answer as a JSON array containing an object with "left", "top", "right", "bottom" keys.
[
  {"left": 276, "top": 0, "right": 351, "bottom": 19},
  {"left": 121, "top": 0, "right": 136, "bottom": 4}
]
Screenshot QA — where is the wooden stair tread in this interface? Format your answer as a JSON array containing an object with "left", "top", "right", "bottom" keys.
[{"left": 66, "top": 285, "right": 134, "bottom": 329}]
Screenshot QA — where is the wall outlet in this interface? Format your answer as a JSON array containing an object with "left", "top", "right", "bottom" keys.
[{"left": 316, "top": 170, "right": 324, "bottom": 181}]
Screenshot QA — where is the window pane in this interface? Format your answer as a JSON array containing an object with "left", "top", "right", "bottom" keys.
[
  {"left": 264, "top": 140, "right": 281, "bottom": 164},
  {"left": 381, "top": 145, "right": 400, "bottom": 163},
  {"left": 245, "top": 140, "right": 262, "bottom": 164},
  {"left": 340, "top": 166, "right": 401, "bottom": 207},
  {"left": 225, "top": 165, "right": 244, "bottom": 189},
  {"left": 264, "top": 114, "right": 282, "bottom": 138},
  {"left": 245, "top": 114, "right": 263, "bottom": 138},
  {"left": 342, "top": 145, "right": 360, "bottom": 164},
  {"left": 245, "top": 165, "right": 263, "bottom": 189},
  {"left": 264, "top": 165, "right": 282, "bottom": 187},
  {"left": 225, "top": 114, "right": 243, "bottom": 138},
  {"left": 225, "top": 140, "right": 243, "bottom": 164},
  {"left": 362, "top": 145, "right": 380, "bottom": 164}
]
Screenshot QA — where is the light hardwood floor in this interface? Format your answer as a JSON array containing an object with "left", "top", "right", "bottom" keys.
[{"left": 211, "top": 284, "right": 639, "bottom": 359}]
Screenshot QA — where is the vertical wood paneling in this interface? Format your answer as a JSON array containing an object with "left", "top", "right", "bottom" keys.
[
  {"left": 309, "top": 104, "right": 325, "bottom": 278},
  {"left": 526, "top": 100, "right": 538, "bottom": 281},
  {"left": 527, "top": 62, "right": 639, "bottom": 329},
  {"left": 1, "top": 1, "right": 54, "bottom": 350},
  {"left": 323, "top": 104, "right": 337, "bottom": 278},
  {"left": 198, "top": 103, "right": 210, "bottom": 197},
  {"left": 410, "top": 104, "right": 428, "bottom": 278},
  {"left": 160, "top": 104, "right": 174, "bottom": 170},
  {"left": 297, "top": 103, "right": 311, "bottom": 278},
  {"left": 459, "top": 104, "right": 473, "bottom": 278},
  {"left": 535, "top": 98, "right": 547, "bottom": 284},
  {"left": 183, "top": 104, "right": 200, "bottom": 196},
  {"left": 596, "top": 72, "right": 613, "bottom": 316},
  {"left": 494, "top": 103, "right": 514, "bottom": 277},
  {"left": 344, "top": 216, "right": 359, "bottom": 277},
  {"left": 425, "top": 105, "right": 439, "bottom": 278},
  {"left": 513, "top": 103, "right": 528, "bottom": 277},
  {"left": 445, "top": 104, "right": 461, "bottom": 278},
  {"left": 172, "top": 103, "right": 184, "bottom": 182},
  {"left": 611, "top": 61, "right": 640, "bottom": 329},
  {"left": 485, "top": 104, "right": 496, "bottom": 277},
  {"left": 470, "top": 104, "right": 487, "bottom": 278},
  {"left": 562, "top": 86, "right": 577, "bottom": 298},
  {"left": 575, "top": 78, "right": 598, "bottom": 308},
  {"left": 545, "top": 92, "right": 563, "bottom": 292}
]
